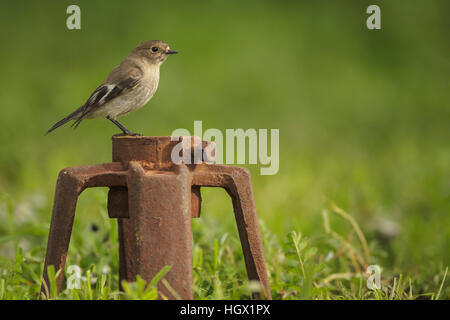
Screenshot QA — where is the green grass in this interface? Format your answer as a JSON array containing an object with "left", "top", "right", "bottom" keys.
[
  {"left": 0, "top": 0, "right": 449, "bottom": 299},
  {"left": 0, "top": 192, "right": 447, "bottom": 300}
]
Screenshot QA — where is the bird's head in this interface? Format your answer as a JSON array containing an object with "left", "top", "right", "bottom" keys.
[{"left": 132, "top": 40, "right": 178, "bottom": 65}]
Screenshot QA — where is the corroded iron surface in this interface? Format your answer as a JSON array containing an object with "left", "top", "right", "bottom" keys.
[{"left": 41, "top": 136, "right": 271, "bottom": 300}]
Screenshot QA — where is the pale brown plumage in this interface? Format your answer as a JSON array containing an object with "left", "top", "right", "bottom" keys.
[{"left": 46, "top": 40, "right": 177, "bottom": 135}]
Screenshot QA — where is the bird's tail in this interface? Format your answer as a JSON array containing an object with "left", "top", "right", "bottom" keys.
[{"left": 45, "top": 107, "right": 84, "bottom": 135}]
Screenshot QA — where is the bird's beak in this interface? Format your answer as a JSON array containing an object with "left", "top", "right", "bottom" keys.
[{"left": 166, "top": 50, "right": 178, "bottom": 55}]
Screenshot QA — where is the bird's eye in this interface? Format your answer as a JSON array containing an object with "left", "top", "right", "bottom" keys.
[{"left": 151, "top": 47, "right": 158, "bottom": 52}]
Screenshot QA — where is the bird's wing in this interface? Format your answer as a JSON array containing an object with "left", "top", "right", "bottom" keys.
[{"left": 71, "top": 66, "right": 143, "bottom": 127}]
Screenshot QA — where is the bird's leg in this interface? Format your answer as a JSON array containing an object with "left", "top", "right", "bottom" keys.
[{"left": 107, "top": 116, "right": 142, "bottom": 136}]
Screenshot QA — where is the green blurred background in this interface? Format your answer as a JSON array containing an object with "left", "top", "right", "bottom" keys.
[{"left": 0, "top": 0, "right": 448, "bottom": 298}]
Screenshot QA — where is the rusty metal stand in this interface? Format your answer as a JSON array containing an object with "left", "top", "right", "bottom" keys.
[{"left": 41, "top": 136, "right": 271, "bottom": 299}]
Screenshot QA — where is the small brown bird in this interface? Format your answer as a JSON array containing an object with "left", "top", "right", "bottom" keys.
[{"left": 46, "top": 40, "right": 178, "bottom": 136}]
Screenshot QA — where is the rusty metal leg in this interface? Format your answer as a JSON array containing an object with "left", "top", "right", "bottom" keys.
[
  {"left": 123, "top": 162, "right": 193, "bottom": 299},
  {"left": 107, "top": 186, "right": 135, "bottom": 287},
  {"left": 41, "top": 163, "right": 126, "bottom": 298},
  {"left": 117, "top": 218, "right": 136, "bottom": 286},
  {"left": 192, "top": 164, "right": 272, "bottom": 299},
  {"left": 41, "top": 169, "right": 81, "bottom": 297},
  {"left": 191, "top": 186, "right": 202, "bottom": 218},
  {"left": 226, "top": 167, "right": 272, "bottom": 299}
]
